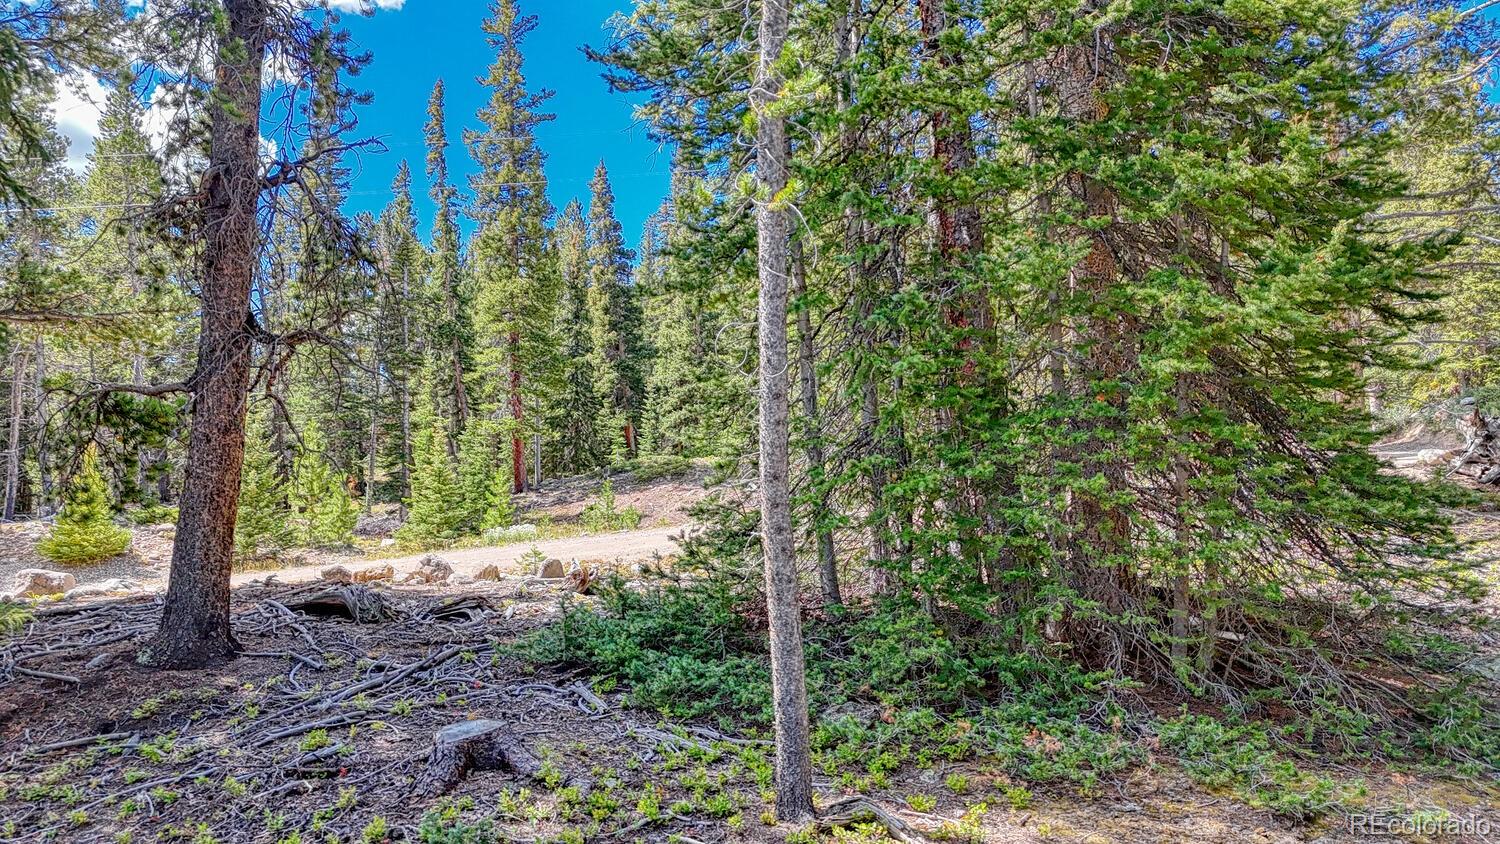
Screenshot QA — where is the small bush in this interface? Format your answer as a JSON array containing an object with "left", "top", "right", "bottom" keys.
[
  {"left": 39, "top": 444, "right": 131, "bottom": 566},
  {"left": 630, "top": 454, "right": 692, "bottom": 483},
  {"left": 127, "top": 504, "right": 178, "bottom": 526},
  {"left": 581, "top": 480, "right": 641, "bottom": 532}
]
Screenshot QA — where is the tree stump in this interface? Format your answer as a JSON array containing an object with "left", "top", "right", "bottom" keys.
[
  {"left": 286, "top": 585, "right": 397, "bottom": 623},
  {"left": 414, "top": 719, "right": 554, "bottom": 798}
]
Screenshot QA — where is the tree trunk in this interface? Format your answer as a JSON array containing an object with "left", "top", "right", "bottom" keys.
[
  {"left": 754, "top": 0, "right": 813, "bottom": 822},
  {"left": 509, "top": 332, "right": 525, "bottom": 494},
  {"left": 142, "top": 0, "right": 268, "bottom": 669},
  {"left": 4, "top": 343, "right": 25, "bottom": 521},
  {"left": 399, "top": 266, "right": 413, "bottom": 517},
  {"left": 31, "top": 335, "right": 50, "bottom": 515},
  {"left": 792, "top": 238, "right": 840, "bottom": 608}
]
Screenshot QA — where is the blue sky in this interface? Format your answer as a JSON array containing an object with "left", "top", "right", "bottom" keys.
[{"left": 335, "top": 0, "right": 669, "bottom": 246}]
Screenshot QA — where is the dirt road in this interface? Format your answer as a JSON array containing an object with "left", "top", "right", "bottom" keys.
[{"left": 228, "top": 524, "right": 690, "bottom": 587}]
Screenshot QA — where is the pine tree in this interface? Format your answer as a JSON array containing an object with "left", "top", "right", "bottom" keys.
[
  {"left": 586, "top": 162, "right": 647, "bottom": 460},
  {"left": 38, "top": 443, "right": 131, "bottom": 566},
  {"left": 456, "top": 418, "right": 502, "bottom": 533},
  {"left": 287, "top": 418, "right": 358, "bottom": 548},
  {"left": 397, "top": 365, "right": 466, "bottom": 547},
  {"left": 424, "top": 79, "right": 473, "bottom": 444},
  {"left": 466, "top": 0, "right": 560, "bottom": 493},
  {"left": 372, "top": 161, "right": 427, "bottom": 507},
  {"left": 235, "top": 410, "right": 291, "bottom": 561},
  {"left": 548, "top": 198, "right": 601, "bottom": 473}
]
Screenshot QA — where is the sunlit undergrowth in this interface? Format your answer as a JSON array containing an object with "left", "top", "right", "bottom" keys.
[{"left": 522, "top": 570, "right": 1497, "bottom": 821}]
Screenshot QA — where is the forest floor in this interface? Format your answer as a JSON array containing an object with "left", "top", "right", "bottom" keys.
[
  {"left": 1, "top": 455, "right": 1497, "bottom": 842},
  {"left": 1, "top": 511, "right": 1497, "bottom": 844}
]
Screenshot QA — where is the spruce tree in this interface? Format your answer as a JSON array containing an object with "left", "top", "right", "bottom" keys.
[
  {"left": 456, "top": 418, "right": 502, "bottom": 533},
  {"left": 235, "top": 410, "right": 291, "bottom": 561},
  {"left": 548, "top": 199, "right": 602, "bottom": 473},
  {"left": 39, "top": 443, "right": 131, "bottom": 566},
  {"left": 397, "top": 367, "right": 466, "bottom": 547},
  {"left": 424, "top": 79, "right": 474, "bottom": 443},
  {"left": 466, "top": 0, "right": 560, "bottom": 493},
  {"left": 585, "top": 162, "right": 647, "bottom": 461},
  {"left": 287, "top": 419, "right": 358, "bottom": 548}
]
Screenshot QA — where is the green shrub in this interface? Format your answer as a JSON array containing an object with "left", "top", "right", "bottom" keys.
[
  {"left": 630, "top": 454, "right": 692, "bottom": 483},
  {"left": 127, "top": 504, "right": 178, "bottom": 526},
  {"left": 1158, "top": 714, "right": 1353, "bottom": 820},
  {"left": 39, "top": 444, "right": 131, "bottom": 566},
  {"left": 581, "top": 480, "right": 641, "bottom": 532}
]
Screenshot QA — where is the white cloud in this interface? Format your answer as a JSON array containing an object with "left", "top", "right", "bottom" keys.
[
  {"left": 48, "top": 75, "right": 109, "bottom": 173},
  {"left": 324, "top": 0, "right": 406, "bottom": 11}
]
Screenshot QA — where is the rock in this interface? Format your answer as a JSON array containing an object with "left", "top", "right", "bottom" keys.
[
  {"left": 474, "top": 563, "right": 502, "bottom": 582},
  {"left": 450, "top": 574, "right": 475, "bottom": 586},
  {"left": 320, "top": 565, "right": 353, "bottom": 584},
  {"left": 62, "top": 579, "right": 139, "bottom": 600},
  {"left": 9, "top": 569, "right": 76, "bottom": 599},
  {"left": 537, "top": 557, "right": 564, "bottom": 579},
  {"left": 354, "top": 511, "right": 404, "bottom": 539},
  {"left": 379, "top": 538, "right": 396, "bottom": 548},
  {"left": 403, "top": 555, "right": 453, "bottom": 584},
  {"left": 353, "top": 563, "right": 394, "bottom": 584},
  {"left": 1414, "top": 448, "right": 1455, "bottom": 465},
  {"left": 482, "top": 523, "right": 538, "bottom": 543}
]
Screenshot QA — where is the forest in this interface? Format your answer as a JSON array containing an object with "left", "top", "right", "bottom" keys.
[{"left": 0, "top": 0, "right": 1498, "bottom": 841}]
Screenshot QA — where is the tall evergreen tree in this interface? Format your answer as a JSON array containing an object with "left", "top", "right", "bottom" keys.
[
  {"left": 466, "top": 0, "right": 560, "bottom": 493},
  {"left": 424, "top": 80, "right": 473, "bottom": 447},
  {"left": 548, "top": 198, "right": 602, "bottom": 473},
  {"left": 585, "top": 162, "right": 647, "bottom": 460}
]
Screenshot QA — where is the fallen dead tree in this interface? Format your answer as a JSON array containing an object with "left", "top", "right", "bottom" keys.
[{"left": 1450, "top": 404, "right": 1500, "bottom": 487}]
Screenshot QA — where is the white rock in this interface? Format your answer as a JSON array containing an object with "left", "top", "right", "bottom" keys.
[
  {"left": 62, "top": 578, "right": 139, "bottom": 600},
  {"left": 379, "top": 538, "right": 397, "bottom": 548},
  {"left": 320, "top": 565, "right": 353, "bottom": 584},
  {"left": 9, "top": 569, "right": 76, "bottom": 598}
]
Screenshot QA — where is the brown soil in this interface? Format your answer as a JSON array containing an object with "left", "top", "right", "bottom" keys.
[{"left": 3, "top": 575, "right": 1496, "bottom": 844}]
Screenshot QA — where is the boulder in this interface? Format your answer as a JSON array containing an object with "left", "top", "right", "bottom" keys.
[
  {"left": 9, "top": 569, "right": 76, "bottom": 599},
  {"left": 320, "top": 565, "right": 353, "bottom": 584},
  {"left": 353, "top": 563, "right": 394, "bottom": 584},
  {"left": 537, "top": 557, "right": 565, "bottom": 579},
  {"left": 62, "top": 578, "right": 139, "bottom": 600},
  {"left": 379, "top": 538, "right": 397, "bottom": 548},
  {"left": 474, "top": 563, "right": 502, "bottom": 582},
  {"left": 403, "top": 555, "right": 453, "bottom": 584},
  {"left": 354, "top": 511, "right": 404, "bottom": 539}
]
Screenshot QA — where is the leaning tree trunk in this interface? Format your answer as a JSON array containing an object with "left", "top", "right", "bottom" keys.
[
  {"left": 142, "top": 0, "right": 267, "bottom": 669},
  {"left": 755, "top": 0, "right": 814, "bottom": 822}
]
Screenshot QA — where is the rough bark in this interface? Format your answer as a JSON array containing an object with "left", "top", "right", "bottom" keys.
[
  {"left": 509, "top": 332, "right": 525, "bottom": 494},
  {"left": 754, "top": 0, "right": 813, "bottom": 822},
  {"left": 4, "top": 343, "right": 25, "bottom": 521},
  {"left": 141, "top": 0, "right": 268, "bottom": 669},
  {"left": 413, "top": 719, "right": 559, "bottom": 798}
]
